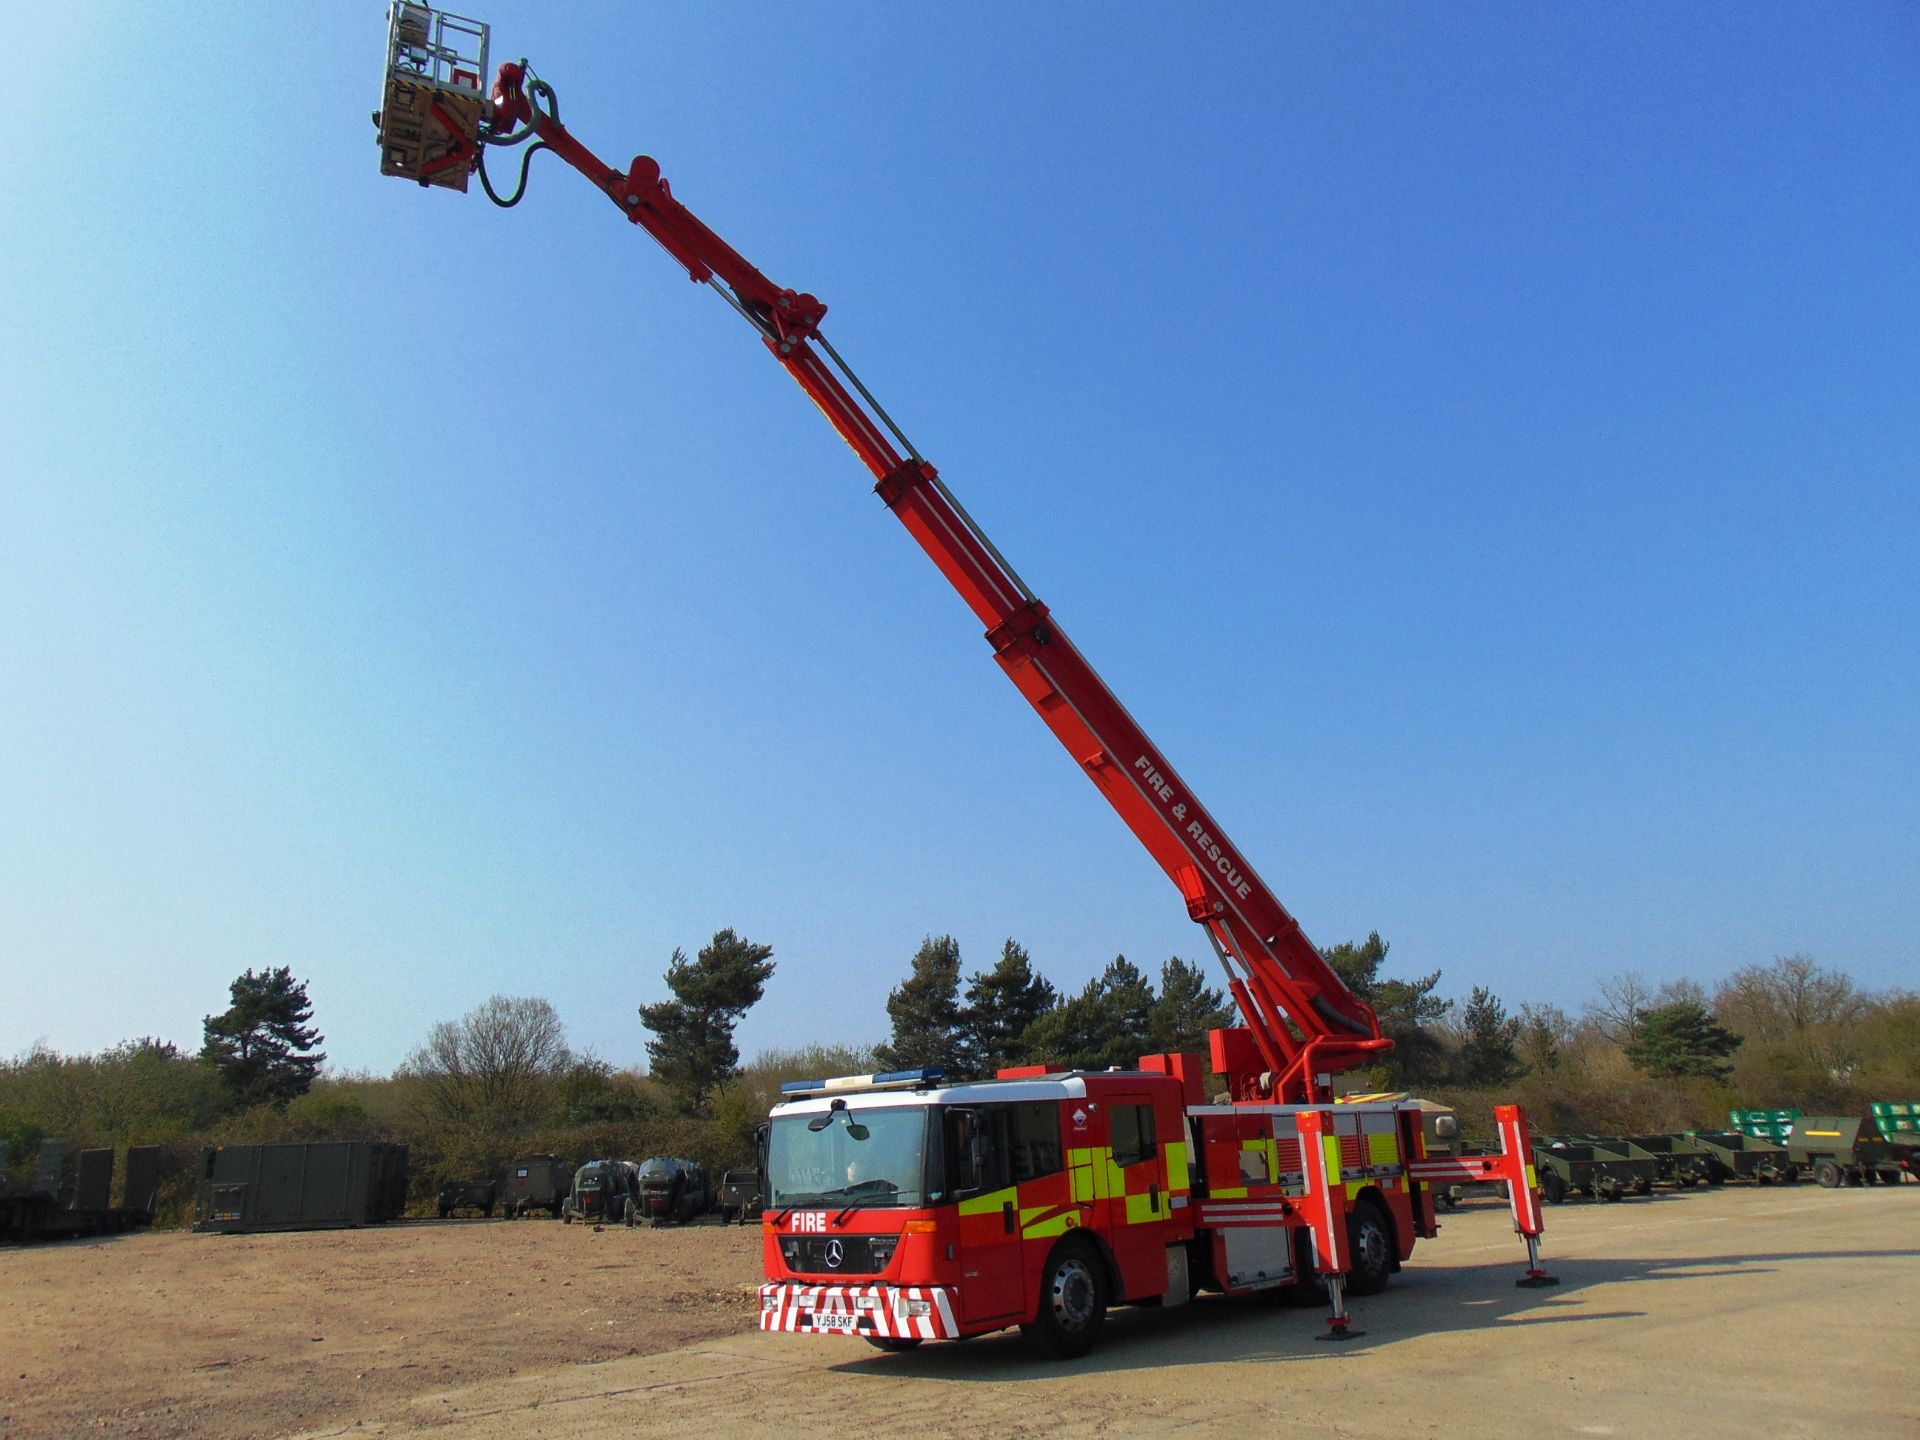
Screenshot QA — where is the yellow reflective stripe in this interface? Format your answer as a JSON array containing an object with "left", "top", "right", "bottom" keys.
[
  {"left": 958, "top": 1185, "right": 1017, "bottom": 1216},
  {"left": 1067, "top": 1147, "right": 1098, "bottom": 1203},
  {"left": 1022, "top": 1211, "right": 1081, "bottom": 1239},
  {"left": 1126, "top": 1190, "right": 1167, "bottom": 1224},
  {"left": 1322, "top": 1134, "right": 1344, "bottom": 1186},
  {"left": 1165, "top": 1140, "right": 1191, "bottom": 1192},
  {"left": 1210, "top": 1184, "right": 1248, "bottom": 1199},
  {"left": 1368, "top": 1132, "right": 1399, "bottom": 1166}
]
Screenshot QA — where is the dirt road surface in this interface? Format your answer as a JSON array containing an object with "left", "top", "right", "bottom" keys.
[{"left": 5, "top": 1187, "right": 1913, "bottom": 1439}]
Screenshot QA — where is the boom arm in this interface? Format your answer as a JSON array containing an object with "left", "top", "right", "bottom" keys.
[{"left": 466, "top": 59, "right": 1388, "bottom": 1103}]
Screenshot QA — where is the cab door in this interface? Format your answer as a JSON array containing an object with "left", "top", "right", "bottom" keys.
[
  {"left": 1099, "top": 1091, "right": 1173, "bottom": 1300},
  {"left": 949, "top": 1107, "right": 1026, "bottom": 1326}
]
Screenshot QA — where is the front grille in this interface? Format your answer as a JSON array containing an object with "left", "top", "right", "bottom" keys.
[{"left": 779, "top": 1233, "right": 899, "bottom": 1276}]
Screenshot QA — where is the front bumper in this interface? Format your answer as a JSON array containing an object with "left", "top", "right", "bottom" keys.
[{"left": 759, "top": 1282, "right": 959, "bottom": 1341}]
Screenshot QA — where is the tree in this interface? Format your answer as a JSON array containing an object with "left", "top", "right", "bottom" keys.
[
  {"left": 1588, "top": 971, "right": 1654, "bottom": 1045},
  {"left": 1025, "top": 955, "right": 1157, "bottom": 1072},
  {"left": 1715, "top": 954, "right": 1865, "bottom": 1047},
  {"left": 638, "top": 929, "right": 777, "bottom": 1110},
  {"left": 1146, "top": 957, "right": 1232, "bottom": 1054},
  {"left": 875, "top": 935, "right": 968, "bottom": 1075},
  {"left": 1322, "top": 933, "right": 1451, "bottom": 1087},
  {"left": 1457, "top": 986, "right": 1525, "bottom": 1087},
  {"left": 1626, "top": 1002, "right": 1743, "bottom": 1080},
  {"left": 960, "top": 939, "right": 1056, "bottom": 1076},
  {"left": 201, "top": 967, "right": 325, "bottom": 1108},
  {"left": 1515, "top": 1002, "right": 1574, "bottom": 1075},
  {"left": 403, "top": 995, "right": 576, "bottom": 1130}
]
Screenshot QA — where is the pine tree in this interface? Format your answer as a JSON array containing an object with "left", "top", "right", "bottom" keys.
[
  {"left": 1627, "top": 1002, "right": 1743, "bottom": 1080},
  {"left": 201, "top": 967, "right": 326, "bottom": 1108},
  {"left": 960, "top": 939, "right": 1056, "bottom": 1076},
  {"left": 1457, "top": 985, "right": 1525, "bottom": 1086},
  {"left": 1025, "top": 955, "right": 1157, "bottom": 1072},
  {"left": 638, "top": 928, "right": 776, "bottom": 1110},
  {"left": 874, "top": 935, "right": 968, "bottom": 1075},
  {"left": 1146, "top": 956, "right": 1233, "bottom": 1053},
  {"left": 1319, "top": 931, "right": 1451, "bottom": 1087}
]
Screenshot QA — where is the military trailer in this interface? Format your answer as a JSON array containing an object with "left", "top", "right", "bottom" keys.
[
  {"left": 437, "top": 1177, "right": 497, "bottom": 1217},
  {"left": 502, "top": 1154, "right": 568, "bottom": 1218},
  {"left": 1688, "top": 1130, "right": 1793, "bottom": 1184},
  {"left": 1785, "top": 1114, "right": 1916, "bottom": 1187},
  {"left": 716, "top": 1167, "right": 764, "bottom": 1223},
  {"left": 1872, "top": 1101, "right": 1920, "bottom": 1146},
  {"left": 1533, "top": 1138, "right": 1655, "bottom": 1203},
  {"left": 1617, "top": 1133, "right": 1716, "bottom": 1187},
  {"left": 1, "top": 1141, "right": 162, "bottom": 1244},
  {"left": 195, "top": 1142, "right": 409, "bottom": 1233},
  {"left": 563, "top": 1158, "right": 636, "bottom": 1224},
  {"left": 631, "top": 1156, "right": 711, "bottom": 1224}
]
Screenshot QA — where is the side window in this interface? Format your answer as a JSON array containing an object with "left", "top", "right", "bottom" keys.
[
  {"left": 1111, "top": 1104, "right": 1157, "bottom": 1169},
  {"left": 948, "top": 1108, "right": 1011, "bottom": 1195},
  {"left": 1008, "top": 1102, "right": 1063, "bottom": 1182}
]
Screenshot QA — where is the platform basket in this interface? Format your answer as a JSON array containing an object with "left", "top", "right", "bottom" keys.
[{"left": 377, "top": 4, "right": 489, "bottom": 190}]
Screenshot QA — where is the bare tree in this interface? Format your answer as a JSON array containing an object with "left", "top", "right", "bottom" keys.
[
  {"left": 1715, "top": 955, "right": 1865, "bottom": 1044},
  {"left": 1588, "top": 972, "right": 1655, "bottom": 1045},
  {"left": 401, "top": 995, "right": 574, "bottom": 1131}
]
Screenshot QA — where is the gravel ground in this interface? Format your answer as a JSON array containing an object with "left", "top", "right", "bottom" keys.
[{"left": 4, "top": 1185, "right": 1913, "bottom": 1439}]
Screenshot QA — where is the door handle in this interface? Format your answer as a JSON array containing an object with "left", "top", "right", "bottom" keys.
[
  {"left": 1150, "top": 1183, "right": 1161, "bottom": 1212},
  {"left": 1002, "top": 1199, "right": 1016, "bottom": 1234}
]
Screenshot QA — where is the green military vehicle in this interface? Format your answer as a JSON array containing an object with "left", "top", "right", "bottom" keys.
[
  {"left": 1533, "top": 1137, "right": 1658, "bottom": 1203},
  {"left": 1784, "top": 1114, "right": 1916, "bottom": 1188},
  {"left": 1618, "top": 1133, "right": 1716, "bottom": 1187}
]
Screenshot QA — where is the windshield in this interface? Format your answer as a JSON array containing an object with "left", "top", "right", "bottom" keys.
[{"left": 767, "top": 1105, "right": 934, "bottom": 1209}]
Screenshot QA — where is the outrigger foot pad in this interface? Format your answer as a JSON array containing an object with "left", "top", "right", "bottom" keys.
[
  {"left": 1515, "top": 1271, "right": 1560, "bottom": 1288},
  {"left": 1316, "top": 1326, "right": 1366, "bottom": 1342}
]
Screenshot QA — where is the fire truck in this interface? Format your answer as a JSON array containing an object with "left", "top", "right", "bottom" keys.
[{"left": 374, "top": 5, "right": 1555, "bottom": 1355}]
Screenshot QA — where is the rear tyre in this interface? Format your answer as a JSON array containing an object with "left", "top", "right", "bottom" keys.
[
  {"left": 1815, "top": 1160, "right": 1842, "bottom": 1189},
  {"left": 1025, "top": 1239, "right": 1108, "bottom": 1359},
  {"left": 1541, "top": 1172, "right": 1567, "bottom": 1206}
]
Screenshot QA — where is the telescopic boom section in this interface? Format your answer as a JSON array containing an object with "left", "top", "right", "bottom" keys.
[{"left": 487, "top": 65, "right": 1389, "bottom": 1103}]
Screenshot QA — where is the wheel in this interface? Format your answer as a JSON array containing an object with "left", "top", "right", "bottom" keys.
[
  {"left": 864, "top": 1336, "right": 923, "bottom": 1353},
  {"left": 1597, "top": 1183, "right": 1621, "bottom": 1203},
  {"left": 1024, "top": 1240, "right": 1108, "bottom": 1359},
  {"left": 1815, "top": 1160, "right": 1842, "bottom": 1189},
  {"left": 439, "top": 1206, "right": 451, "bottom": 1219},
  {"left": 484, "top": 1204, "right": 495, "bottom": 1218},
  {"left": 1540, "top": 1171, "right": 1567, "bottom": 1206},
  {"left": 1345, "top": 1199, "right": 1395, "bottom": 1296}
]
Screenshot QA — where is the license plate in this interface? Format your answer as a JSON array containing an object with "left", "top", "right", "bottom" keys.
[{"left": 809, "top": 1312, "right": 860, "bottom": 1334}]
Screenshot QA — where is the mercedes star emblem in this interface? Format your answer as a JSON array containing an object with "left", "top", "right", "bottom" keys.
[{"left": 825, "top": 1239, "right": 844, "bottom": 1269}]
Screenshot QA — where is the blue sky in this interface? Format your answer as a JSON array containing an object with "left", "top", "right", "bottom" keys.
[{"left": 2, "top": 4, "right": 1914, "bottom": 1075}]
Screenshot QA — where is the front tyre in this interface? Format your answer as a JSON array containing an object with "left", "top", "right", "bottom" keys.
[{"left": 1025, "top": 1239, "right": 1108, "bottom": 1359}]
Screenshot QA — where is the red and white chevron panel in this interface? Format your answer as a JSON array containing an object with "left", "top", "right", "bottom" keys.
[{"left": 759, "top": 1282, "right": 960, "bottom": 1340}]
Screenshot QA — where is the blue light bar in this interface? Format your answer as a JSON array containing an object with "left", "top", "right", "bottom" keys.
[{"left": 779, "top": 1067, "right": 946, "bottom": 1097}]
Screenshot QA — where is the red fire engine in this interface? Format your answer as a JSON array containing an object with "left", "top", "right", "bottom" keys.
[{"left": 375, "top": 5, "right": 1556, "bottom": 1355}]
